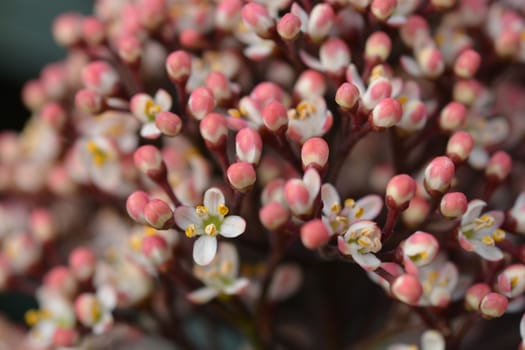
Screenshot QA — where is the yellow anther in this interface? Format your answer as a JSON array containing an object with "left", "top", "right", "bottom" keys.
[
  {"left": 492, "top": 229, "right": 506, "bottom": 242},
  {"left": 411, "top": 251, "right": 428, "bottom": 262},
  {"left": 228, "top": 109, "right": 242, "bottom": 118},
  {"left": 330, "top": 203, "right": 341, "bottom": 213},
  {"left": 87, "top": 141, "right": 108, "bottom": 167},
  {"left": 435, "top": 33, "right": 444, "bottom": 46},
  {"left": 521, "top": 31, "right": 525, "bottom": 42},
  {"left": 144, "top": 226, "right": 157, "bottom": 236},
  {"left": 335, "top": 216, "right": 349, "bottom": 225},
  {"left": 370, "top": 65, "right": 386, "bottom": 81},
  {"left": 428, "top": 271, "right": 439, "bottom": 283},
  {"left": 473, "top": 215, "right": 494, "bottom": 231},
  {"left": 25, "top": 310, "right": 40, "bottom": 326},
  {"left": 90, "top": 301, "right": 102, "bottom": 321},
  {"left": 357, "top": 236, "right": 371, "bottom": 248},
  {"left": 344, "top": 198, "right": 356, "bottom": 209},
  {"left": 407, "top": 345, "right": 419, "bottom": 350},
  {"left": 398, "top": 95, "right": 408, "bottom": 106},
  {"left": 218, "top": 204, "right": 229, "bottom": 216},
  {"left": 205, "top": 224, "right": 217, "bottom": 236},
  {"left": 145, "top": 99, "right": 161, "bottom": 117},
  {"left": 288, "top": 109, "right": 299, "bottom": 120},
  {"left": 196, "top": 205, "right": 208, "bottom": 217},
  {"left": 354, "top": 207, "right": 364, "bottom": 219},
  {"left": 482, "top": 235, "right": 495, "bottom": 246},
  {"left": 511, "top": 276, "right": 519, "bottom": 289},
  {"left": 129, "top": 235, "right": 142, "bottom": 251},
  {"left": 185, "top": 224, "right": 197, "bottom": 238},
  {"left": 220, "top": 261, "right": 233, "bottom": 275},
  {"left": 297, "top": 101, "right": 316, "bottom": 116}
]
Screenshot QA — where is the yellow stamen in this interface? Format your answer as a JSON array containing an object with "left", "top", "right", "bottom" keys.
[
  {"left": 492, "top": 229, "right": 505, "bottom": 242},
  {"left": 511, "top": 276, "right": 519, "bottom": 289},
  {"left": 220, "top": 261, "right": 233, "bottom": 275},
  {"left": 25, "top": 310, "right": 40, "bottom": 326},
  {"left": 344, "top": 199, "right": 356, "bottom": 209},
  {"left": 482, "top": 235, "right": 495, "bottom": 246},
  {"left": 330, "top": 203, "right": 341, "bottom": 213},
  {"left": 370, "top": 65, "right": 385, "bottom": 81},
  {"left": 145, "top": 99, "right": 161, "bottom": 117},
  {"left": 435, "top": 33, "right": 444, "bottom": 46},
  {"left": 90, "top": 302, "right": 102, "bottom": 322},
  {"left": 354, "top": 207, "right": 364, "bottom": 219},
  {"left": 185, "top": 224, "right": 197, "bottom": 238},
  {"left": 357, "top": 237, "right": 371, "bottom": 248},
  {"left": 218, "top": 204, "right": 229, "bottom": 216},
  {"left": 205, "top": 224, "right": 217, "bottom": 236},
  {"left": 144, "top": 226, "right": 157, "bottom": 236},
  {"left": 228, "top": 109, "right": 242, "bottom": 118},
  {"left": 288, "top": 109, "right": 299, "bottom": 120},
  {"left": 196, "top": 205, "right": 208, "bottom": 217},
  {"left": 398, "top": 95, "right": 408, "bottom": 106},
  {"left": 296, "top": 101, "right": 316, "bottom": 119},
  {"left": 87, "top": 141, "right": 108, "bottom": 167},
  {"left": 129, "top": 235, "right": 142, "bottom": 251}
]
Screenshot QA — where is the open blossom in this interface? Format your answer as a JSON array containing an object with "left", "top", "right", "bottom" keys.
[
  {"left": 321, "top": 183, "right": 382, "bottom": 236},
  {"left": 346, "top": 64, "right": 393, "bottom": 111},
  {"left": 187, "top": 242, "right": 250, "bottom": 304},
  {"left": 284, "top": 168, "right": 321, "bottom": 216},
  {"left": 75, "top": 286, "right": 117, "bottom": 334},
  {"left": 77, "top": 136, "right": 122, "bottom": 191},
  {"left": 458, "top": 200, "right": 505, "bottom": 261},
  {"left": 174, "top": 188, "right": 246, "bottom": 265},
  {"left": 465, "top": 114, "right": 509, "bottom": 169},
  {"left": 130, "top": 89, "right": 172, "bottom": 139},
  {"left": 416, "top": 255, "right": 459, "bottom": 307},
  {"left": 286, "top": 97, "right": 333, "bottom": 144},
  {"left": 338, "top": 220, "right": 382, "bottom": 271},
  {"left": 401, "top": 231, "right": 439, "bottom": 275}
]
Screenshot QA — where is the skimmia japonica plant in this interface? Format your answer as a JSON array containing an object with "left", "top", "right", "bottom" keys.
[{"left": 2, "top": 0, "right": 525, "bottom": 349}]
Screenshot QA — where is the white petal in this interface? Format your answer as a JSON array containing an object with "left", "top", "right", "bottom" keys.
[
  {"left": 140, "top": 122, "right": 161, "bottom": 139},
  {"left": 193, "top": 235, "right": 218, "bottom": 265},
  {"left": 268, "top": 264, "right": 302, "bottom": 301},
  {"left": 187, "top": 287, "right": 219, "bottom": 304},
  {"left": 290, "top": 2, "right": 308, "bottom": 31},
  {"left": 91, "top": 161, "right": 121, "bottom": 191},
  {"left": 355, "top": 195, "right": 383, "bottom": 221},
  {"left": 155, "top": 89, "right": 172, "bottom": 111},
  {"left": 471, "top": 241, "right": 504, "bottom": 261},
  {"left": 303, "top": 168, "right": 321, "bottom": 201},
  {"left": 216, "top": 242, "right": 239, "bottom": 279},
  {"left": 352, "top": 250, "right": 381, "bottom": 271},
  {"left": 220, "top": 216, "right": 246, "bottom": 238},
  {"left": 400, "top": 56, "right": 423, "bottom": 77},
  {"left": 345, "top": 64, "right": 365, "bottom": 95},
  {"left": 130, "top": 94, "right": 151, "bottom": 122},
  {"left": 299, "top": 50, "right": 326, "bottom": 72},
  {"left": 386, "top": 15, "right": 407, "bottom": 26},
  {"left": 421, "top": 330, "right": 445, "bottom": 350},
  {"left": 96, "top": 285, "right": 117, "bottom": 310},
  {"left": 337, "top": 236, "right": 353, "bottom": 255},
  {"left": 244, "top": 42, "right": 275, "bottom": 61},
  {"left": 468, "top": 146, "right": 489, "bottom": 170},
  {"left": 461, "top": 199, "right": 486, "bottom": 226},
  {"left": 321, "top": 184, "right": 341, "bottom": 216},
  {"left": 203, "top": 188, "right": 225, "bottom": 215},
  {"left": 174, "top": 206, "right": 200, "bottom": 230},
  {"left": 223, "top": 278, "right": 250, "bottom": 295},
  {"left": 93, "top": 313, "right": 113, "bottom": 334}
]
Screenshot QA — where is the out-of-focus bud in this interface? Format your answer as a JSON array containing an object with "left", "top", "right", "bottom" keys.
[
  {"left": 22, "top": 80, "right": 47, "bottom": 111},
  {"left": 68, "top": 247, "right": 96, "bottom": 282},
  {"left": 188, "top": 87, "right": 215, "bottom": 121},
  {"left": 370, "top": 98, "right": 402, "bottom": 129},
  {"left": 200, "top": 113, "right": 228, "bottom": 149},
  {"left": 277, "top": 13, "right": 302, "bottom": 41},
  {"left": 479, "top": 292, "right": 508, "bottom": 319},
  {"left": 75, "top": 294, "right": 102, "bottom": 327},
  {"left": 440, "top": 192, "right": 468, "bottom": 219},
  {"left": 402, "top": 196, "right": 430, "bottom": 229},
  {"left": 81, "top": 61, "right": 119, "bottom": 96},
  {"left": 365, "top": 31, "right": 392, "bottom": 62},
  {"left": 138, "top": 0, "right": 167, "bottom": 30},
  {"left": 318, "top": 38, "right": 351, "bottom": 76},
  {"left": 397, "top": 100, "right": 427, "bottom": 132},
  {"left": 155, "top": 111, "right": 182, "bottom": 136},
  {"left": 127, "top": 191, "right": 150, "bottom": 224},
  {"left": 446, "top": 131, "right": 474, "bottom": 164},
  {"left": 465, "top": 283, "right": 491, "bottom": 311},
  {"left": 497, "top": 264, "right": 525, "bottom": 298},
  {"left": 241, "top": 3, "right": 274, "bottom": 37},
  {"left": 307, "top": 4, "right": 335, "bottom": 42},
  {"left": 417, "top": 47, "right": 445, "bottom": 78},
  {"left": 116, "top": 34, "right": 142, "bottom": 64},
  {"left": 424, "top": 156, "right": 455, "bottom": 197},
  {"left": 386, "top": 174, "right": 416, "bottom": 210},
  {"left": 227, "top": 162, "right": 257, "bottom": 192},
  {"left": 494, "top": 29, "right": 520, "bottom": 58},
  {"left": 371, "top": 0, "right": 397, "bottom": 21},
  {"left": 144, "top": 199, "right": 174, "bottom": 229},
  {"left": 439, "top": 102, "right": 467, "bottom": 131},
  {"left": 453, "top": 79, "right": 481, "bottom": 106},
  {"left": 262, "top": 101, "right": 288, "bottom": 132},
  {"left": 485, "top": 151, "right": 512, "bottom": 183},
  {"left": 30, "top": 209, "right": 55, "bottom": 243},
  {"left": 205, "top": 72, "right": 233, "bottom": 105},
  {"left": 301, "top": 219, "right": 331, "bottom": 249},
  {"left": 294, "top": 70, "right": 326, "bottom": 100},
  {"left": 400, "top": 15, "right": 430, "bottom": 48},
  {"left": 335, "top": 82, "right": 360, "bottom": 110},
  {"left": 142, "top": 234, "right": 171, "bottom": 267},
  {"left": 82, "top": 16, "right": 105, "bottom": 46},
  {"left": 44, "top": 266, "right": 77, "bottom": 298},
  {"left": 133, "top": 145, "right": 166, "bottom": 180},
  {"left": 52, "top": 328, "right": 79, "bottom": 347},
  {"left": 52, "top": 13, "right": 83, "bottom": 47},
  {"left": 301, "top": 137, "right": 329, "bottom": 171},
  {"left": 216, "top": 0, "right": 242, "bottom": 31},
  {"left": 259, "top": 202, "right": 290, "bottom": 230},
  {"left": 391, "top": 274, "right": 423, "bottom": 304},
  {"left": 454, "top": 49, "right": 481, "bottom": 79},
  {"left": 75, "top": 89, "right": 104, "bottom": 115},
  {"left": 40, "top": 102, "right": 66, "bottom": 129},
  {"left": 402, "top": 231, "right": 439, "bottom": 274},
  {"left": 166, "top": 50, "right": 192, "bottom": 83},
  {"left": 236, "top": 128, "right": 262, "bottom": 164},
  {"left": 180, "top": 29, "right": 206, "bottom": 49}
]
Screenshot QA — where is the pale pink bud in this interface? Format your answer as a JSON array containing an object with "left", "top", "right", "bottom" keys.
[
  {"left": 236, "top": 128, "right": 262, "bottom": 164},
  {"left": 200, "top": 113, "right": 228, "bottom": 149},
  {"left": 320, "top": 38, "right": 351, "bottom": 75},
  {"left": 398, "top": 100, "right": 427, "bottom": 132},
  {"left": 335, "top": 83, "right": 360, "bottom": 110},
  {"left": 386, "top": 174, "right": 416, "bottom": 210},
  {"left": 370, "top": 98, "right": 402, "bottom": 129},
  {"left": 439, "top": 192, "right": 467, "bottom": 219},
  {"left": 402, "top": 196, "right": 430, "bottom": 228},
  {"left": 30, "top": 208, "right": 55, "bottom": 243},
  {"left": 294, "top": 70, "right": 326, "bottom": 100},
  {"left": 142, "top": 234, "right": 171, "bottom": 266},
  {"left": 127, "top": 191, "right": 150, "bottom": 223},
  {"left": 68, "top": 247, "right": 96, "bottom": 281},
  {"left": 180, "top": 29, "right": 206, "bottom": 49},
  {"left": 144, "top": 199, "right": 174, "bottom": 229},
  {"left": 485, "top": 151, "right": 512, "bottom": 182},
  {"left": 371, "top": 0, "right": 397, "bottom": 21},
  {"left": 439, "top": 102, "right": 467, "bottom": 131},
  {"left": 75, "top": 89, "right": 104, "bottom": 114},
  {"left": 188, "top": 87, "right": 215, "bottom": 121},
  {"left": 227, "top": 162, "right": 257, "bottom": 192},
  {"left": 453, "top": 79, "right": 481, "bottom": 106},
  {"left": 52, "top": 13, "right": 83, "bottom": 47},
  {"left": 479, "top": 293, "right": 508, "bottom": 319},
  {"left": 400, "top": 15, "right": 430, "bottom": 48},
  {"left": 81, "top": 61, "right": 119, "bottom": 96},
  {"left": 365, "top": 31, "right": 392, "bottom": 62},
  {"left": 259, "top": 202, "right": 290, "bottom": 230},
  {"left": 53, "top": 328, "right": 78, "bottom": 347},
  {"left": 155, "top": 111, "right": 182, "bottom": 137},
  {"left": 252, "top": 82, "right": 284, "bottom": 104},
  {"left": 166, "top": 50, "right": 192, "bottom": 83},
  {"left": 277, "top": 13, "right": 301, "bottom": 40},
  {"left": 284, "top": 177, "right": 317, "bottom": 216},
  {"left": 44, "top": 266, "right": 77, "bottom": 298},
  {"left": 308, "top": 4, "right": 335, "bottom": 41},
  {"left": 241, "top": 3, "right": 274, "bottom": 37},
  {"left": 41, "top": 63, "right": 66, "bottom": 99},
  {"left": 206, "top": 72, "right": 233, "bottom": 104},
  {"left": 40, "top": 102, "right": 66, "bottom": 129},
  {"left": 82, "top": 16, "right": 105, "bottom": 46},
  {"left": 465, "top": 283, "right": 491, "bottom": 311},
  {"left": 300, "top": 219, "right": 331, "bottom": 249},
  {"left": 402, "top": 231, "right": 439, "bottom": 273},
  {"left": 134, "top": 145, "right": 166, "bottom": 179},
  {"left": 216, "top": 0, "right": 242, "bottom": 31},
  {"left": 22, "top": 80, "right": 47, "bottom": 111},
  {"left": 454, "top": 49, "right": 481, "bottom": 79},
  {"left": 262, "top": 101, "right": 288, "bottom": 132},
  {"left": 391, "top": 274, "right": 423, "bottom": 304},
  {"left": 495, "top": 29, "right": 520, "bottom": 58},
  {"left": 301, "top": 137, "right": 329, "bottom": 171},
  {"left": 117, "top": 34, "right": 142, "bottom": 64},
  {"left": 446, "top": 131, "right": 474, "bottom": 164},
  {"left": 424, "top": 156, "right": 455, "bottom": 196},
  {"left": 417, "top": 47, "right": 444, "bottom": 78}
]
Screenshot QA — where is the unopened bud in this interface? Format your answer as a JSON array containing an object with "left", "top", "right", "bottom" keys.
[
  {"left": 259, "top": 202, "right": 290, "bottom": 230},
  {"left": 227, "top": 162, "right": 257, "bottom": 192},
  {"left": 440, "top": 192, "right": 468, "bottom": 219},
  {"left": 144, "top": 199, "right": 174, "bottom": 230},
  {"left": 236, "top": 128, "right": 262, "bottom": 164},
  {"left": 301, "top": 219, "right": 331, "bottom": 249},
  {"left": 370, "top": 98, "right": 402, "bottom": 129},
  {"left": 391, "top": 274, "right": 423, "bottom": 304},
  {"left": 424, "top": 156, "right": 455, "bottom": 196},
  {"left": 439, "top": 102, "right": 467, "bottom": 131},
  {"left": 485, "top": 151, "right": 512, "bottom": 182},
  {"left": 68, "top": 247, "right": 96, "bottom": 282},
  {"left": 262, "top": 101, "right": 288, "bottom": 132},
  {"left": 166, "top": 50, "right": 192, "bottom": 83},
  {"left": 365, "top": 31, "right": 392, "bottom": 62},
  {"left": 446, "top": 131, "right": 474, "bottom": 164},
  {"left": 454, "top": 49, "right": 481, "bottom": 79},
  {"left": 142, "top": 234, "right": 171, "bottom": 266},
  {"left": 133, "top": 145, "right": 166, "bottom": 180},
  {"left": 200, "top": 113, "right": 228, "bottom": 149},
  {"left": 277, "top": 13, "right": 301, "bottom": 40},
  {"left": 155, "top": 111, "right": 182, "bottom": 136},
  {"left": 335, "top": 83, "right": 360, "bottom": 110},
  {"left": 386, "top": 174, "right": 416, "bottom": 210},
  {"left": 188, "top": 87, "right": 215, "bottom": 120},
  {"left": 479, "top": 292, "right": 508, "bottom": 319},
  {"left": 465, "top": 283, "right": 491, "bottom": 311},
  {"left": 301, "top": 137, "right": 329, "bottom": 171}
]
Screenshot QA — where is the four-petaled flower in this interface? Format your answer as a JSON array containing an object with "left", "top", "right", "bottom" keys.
[
  {"left": 287, "top": 97, "right": 333, "bottom": 144},
  {"left": 174, "top": 188, "right": 246, "bottom": 265},
  {"left": 130, "top": 89, "right": 172, "bottom": 139},
  {"left": 416, "top": 255, "right": 459, "bottom": 307},
  {"left": 338, "top": 220, "right": 382, "bottom": 271}
]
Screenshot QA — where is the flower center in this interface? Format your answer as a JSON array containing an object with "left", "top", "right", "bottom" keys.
[
  {"left": 145, "top": 100, "right": 162, "bottom": 121},
  {"left": 87, "top": 141, "right": 109, "bottom": 167},
  {"left": 290, "top": 101, "right": 317, "bottom": 120}
]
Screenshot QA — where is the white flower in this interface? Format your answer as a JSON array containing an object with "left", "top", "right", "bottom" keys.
[
  {"left": 417, "top": 255, "right": 458, "bottom": 307},
  {"left": 510, "top": 192, "right": 525, "bottom": 234},
  {"left": 80, "top": 111, "right": 139, "bottom": 153},
  {"left": 466, "top": 115, "right": 509, "bottom": 169},
  {"left": 174, "top": 188, "right": 246, "bottom": 265},
  {"left": 130, "top": 89, "right": 172, "bottom": 139},
  {"left": 78, "top": 136, "right": 121, "bottom": 191},
  {"left": 287, "top": 97, "right": 333, "bottom": 144},
  {"left": 187, "top": 242, "right": 249, "bottom": 304},
  {"left": 338, "top": 220, "right": 382, "bottom": 271}
]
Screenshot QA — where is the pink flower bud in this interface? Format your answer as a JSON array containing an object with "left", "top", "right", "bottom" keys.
[
  {"left": 155, "top": 111, "right": 182, "bottom": 137},
  {"left": 301, "top": 219, "right": 331, "bottom": 249},
  {"left": 370, "top": 98, "right": 402, "bottom": 129},
  {"left": 424, "top": 156, "right": 455, "bottom": 196},
  {"left": 144, "top": 198, "right": 174, "bottom": 229},
  {"left": 371, "top": 0, "right": 397, "bottom": 21},
  {"left": 365, "top": 31, "right": 392, "bottom": 62},
  {"left": 485, "top": 151, "right": 512, "bottom": 182},
  {"left": 127, "top": 191, "right": 150, "bottom": 224},
  {"left": 402, "top": 196, "right": 430, "bottom": 228},
  {"left": 262, "top": 101, "right": 288, "bottom": 132},
  {"left": 397, "top": 100, "right": 427, "bottom": 132},
  {"left": 53, "top": 328, "right": 79, "bottom": 347},
  {"left": 205, "top": 72, "right": 233, "bottom": 104},
  {"left": 30, "top": 208, "right": 56, "bottom": 243},
  {"left": 417, "top": 47, "right": 444, "bottom": 78},
  {"left": 308, "top": 4, "right": 335, "bottom": 41},
  {"left": 116, "top": 34, "right": 142, "bottom": 64},
  {"left": 400, "top": 15, "right": 430, "bottom": 48},
  {"left": 446, "top": 131, "right": 474, "bottom": 164},
  {"left": 335, "top": 82, "right": 360, "bottom": 110},
  {"left": 40, "top": 102, "right": 66, "bottom": 129},
  {"left": 41, "top": 63, "right": 67, "bottom": 99},
  {"left": 252, "top": 81, "right": 284, "bottom": 104},
  {"left": 402, "top": 231, "right": 439, "bottom": 273},
  {"left": 277, "top": 13, "right": 302, "bottom": 40},
  {"left": 179, "top": 29, "right": 206, "bottom": 49},
  {"left": 453, "top": 79, "right": 481, "bottom": 106},
  {"left": 75, "top": 89, "right": 104, "bottom": 114},
  {"left": 200, "top": 113, "right": 228, "bottom": 149},
  {"left": 301, "top": 137, "right": 329, "bottom": 171},
  {"left": 362, "top": 77, "right": 392, "bottom": 110},
  {"left": 52, "top": 13, "right": 82, "bottom": 47},
  {"left": 216, "top": 0, "right": 242, "bottom": 31},
  {"left": 495, "top": 29, "right": 520, "bottom": 58},
  {"left": 44, "top": 266, "right": 77, "bottom": 298},
  {"left": 391, "top": 274, "right": 423, "bottom": 304},
  {"left": 134, "top": 145, "right": 166, "bottom": 180},
  {"left": 68, "top": 247, "right": 96, "bottom": 281},
  {"left": 82, "top": 16, "right": 105, "bottom": 46},
  {"left": 294, "top": 70, "right": 326, "bottom": 100},
  {"left": 479, "top": 292, "right": 508, "bottom": 319},
  {"left": 188, "top": 87, "right": 215, "bottom": 120},
  {"left": 259, "top": 202, "right": 290, "bottom": 230},
  {"left": 166, "top": 50, "right": 192, "bottom": 83},
  {"left": 81, "top": 61, "right": 119, "bottom": 96},
  {"left": 138, "top": 0, "right": 167, "bottom": 30},
  {"left": 465, "top": 283, "right": 491, "bottom": 311},
  {"left": 227, "top": 162, "right": 257, "bottom": 192},
  {"left": 319, "top": 38, "right": 351, "bottom": 76},
  {"left": 386, "top": 174, "right": 416, "bottom": 210},
  {"left": 142, "top": 234, "right": 171, "bottom": 266},
  {"left": 440, "top": 192, "right": 468, "bottom": 218},
  {"left": 241, "top": 3, "right": 274, "bottom": 37},
  {"left": 454, "top": 49, "right": 481, "bottom": 79},
  {"left": 22, "top": 80, "right": 47, "bottom": 111},
  {"left": 439, "top": 102, "right": 467, "bottom": 131},
  {"left": 236, "top": 128, "right": 262, "bottom": 164},
  {"left": 497, "top": 264, "right": 525, "bottom": 298}
]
